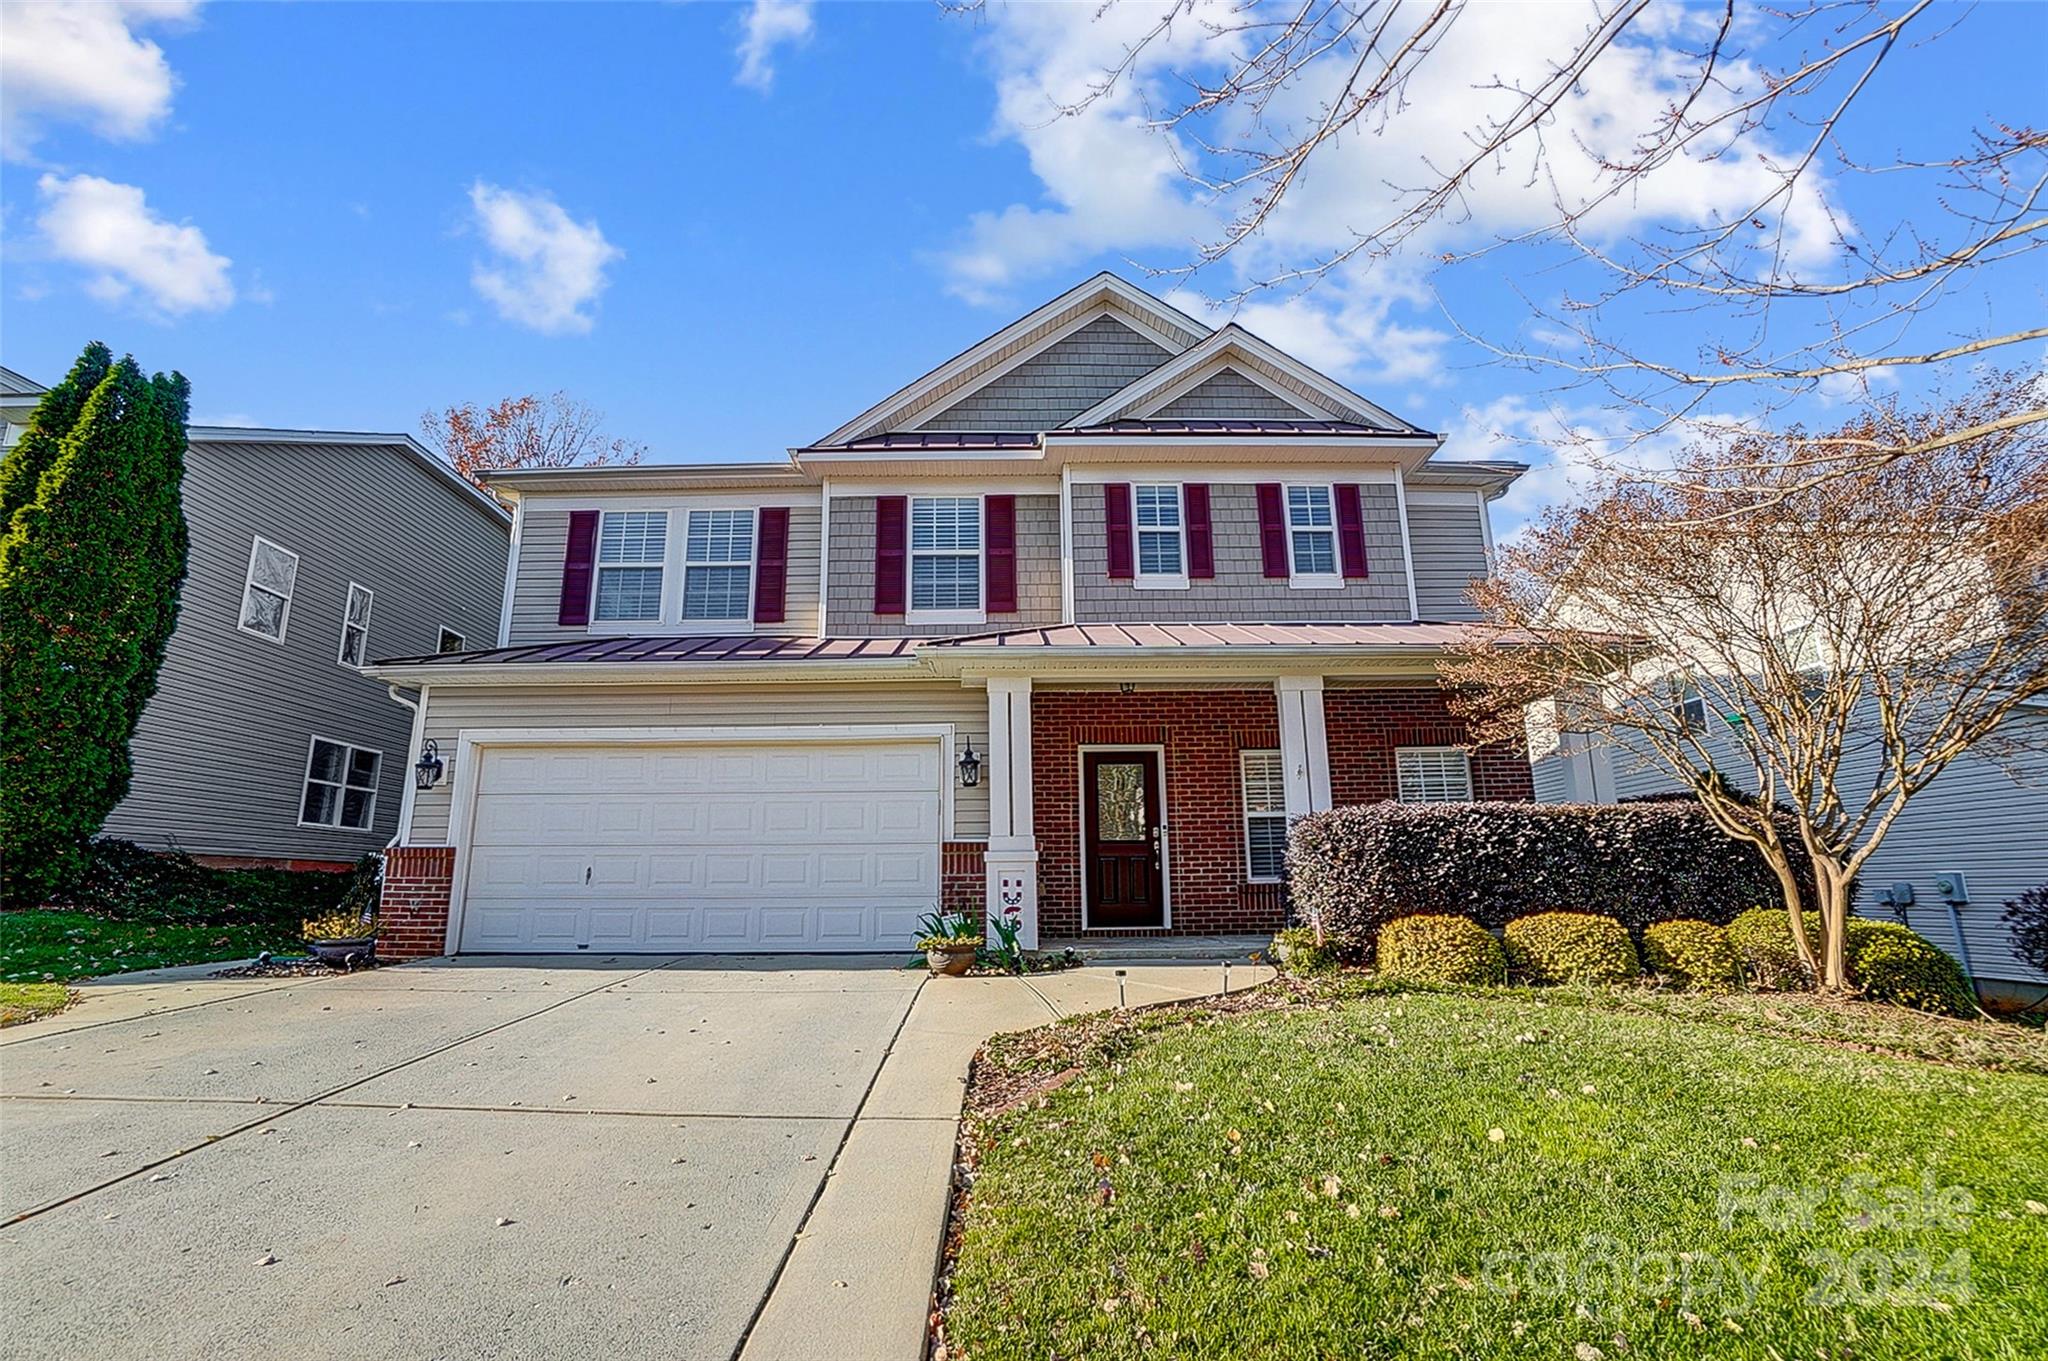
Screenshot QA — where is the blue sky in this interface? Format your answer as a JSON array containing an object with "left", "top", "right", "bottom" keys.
[{"left": 3, "top": 1, "right": 2041, "bottom": 534}]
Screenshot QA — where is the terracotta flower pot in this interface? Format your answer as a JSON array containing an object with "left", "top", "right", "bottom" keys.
[{"left": 926, "top": 943, "right": 977, "bottom": 977}]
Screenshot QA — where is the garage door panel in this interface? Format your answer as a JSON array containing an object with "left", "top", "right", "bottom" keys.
[{"left": 459, "top": 740, "right": 945, "bottom": 953}]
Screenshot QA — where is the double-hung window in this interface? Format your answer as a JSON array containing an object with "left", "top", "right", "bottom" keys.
[
  {"left": 337, "top": 584, "right": 373, "bottom": 667},
  {"left": 300, "top": 737, "right": 380, "bottom": 831},
  {"left": 1241, "top": 750, "right": 1288, "bottom": 881},
  {"left": 238, "top": 536, "right": 299, "bottom": 641},
  {"left": 1134, "top": 484, "right": 1186, "bottom": 587},
  {"left": 909, "top": 496, "right": 982, "bottom": 619},
  {"left": 593, "top": 510, "right": 667, "bottom": 623},
  {"left": 1286, "top": 485, "right": 1341, "bottom": 586},
  {"left": 1395, "top": 747, "right": 1473, "bottom": 803},
  {"left": 681, "top": 509, "right": 755, "bottom": 623}
]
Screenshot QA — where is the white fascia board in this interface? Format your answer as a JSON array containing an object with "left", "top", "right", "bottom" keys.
[
  {"left": 944, "top": 653, "right": 1447, "bottom": 683},
  {"left": 813, "top": 274, "right": 1211, "bottom": 447},
  {"left": 1124, "top": 353, "right": 1339, "bottom": 421},
  {"left": 1064, "top": 325, "right": 1419, "bottom": 431}
]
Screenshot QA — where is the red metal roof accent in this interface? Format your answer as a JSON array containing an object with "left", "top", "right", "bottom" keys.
[
  {"left": 371, "top": 634, "right": 932, "bottom": 667},
  {"left": 926, "top": 621, "right": 1493, "bottom": 649}
]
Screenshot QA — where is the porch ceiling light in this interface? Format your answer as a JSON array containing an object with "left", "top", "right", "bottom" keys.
[
  {"left": 956, "top": 737, "right": 981, "bottom": 788},
  {"left": 414, "top": 738, "right": 445, "bottom": 791}
]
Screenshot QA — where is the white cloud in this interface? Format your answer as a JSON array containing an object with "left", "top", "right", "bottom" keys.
[
  {"left": 0, "top": 1, "right": 199, "bottom": 161},
  {"left": 467, "top": 181, "right": 620, "bottom": 336},
  {"left": 734, "top": 0, "right": 814, "bottom": 92},
  {"left": 36, "top": 172, "right": 234, "bottom": 314}
]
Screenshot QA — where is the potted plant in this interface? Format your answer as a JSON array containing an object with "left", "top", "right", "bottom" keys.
[
  {"left": 914, "top": 910, "right": 981, "bottom": 977},
  {"left": 302, "top": 853, "right": 381, "bottom": 967}
]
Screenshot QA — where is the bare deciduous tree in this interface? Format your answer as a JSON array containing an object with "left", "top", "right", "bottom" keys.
[
  {"left": 996, "top": 0, "right": 2045, "bottom": 485},
  {"left": 1442, "top": 375, "right": 2048, "bottom": 993},
  {"left": 421, "top": 391, "right": 647, "bottom": 488}
]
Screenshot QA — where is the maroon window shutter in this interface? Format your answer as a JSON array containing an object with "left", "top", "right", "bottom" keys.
[
  {"left": 1105, "top": 483, "right": 1134, "bottom": 580},
  {"left": 874, "top": 495, "right": 907, "bottom": 615},
  {"left": 985, "top": 495, "right": 1017, "bottom": 613},
  {"left": 1335, "top": 483, "right": 1370, "bottom": 579},
  {"left": 753, "top": 506, "right": 790, "bottom": 625},
  {"left": 1184, "top": 483, "right": 1214, "bottom": 580},
  {"left": 558, "top": 509, "right": 599, "bottom": 626},
  {"left": 1255, "top": 483, "right": 1289, "bottom": 578}
]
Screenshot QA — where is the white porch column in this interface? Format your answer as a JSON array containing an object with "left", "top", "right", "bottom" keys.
[
  {"left": 1275, "top": 676, "right": 1333, "bottom": 819},
  {"left": 983, "top": 677, "right": 1040, "bottom": 948}
]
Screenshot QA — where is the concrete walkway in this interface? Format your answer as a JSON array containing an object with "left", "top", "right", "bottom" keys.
[{"left": 0, "top": 954, "right": 1269, "bottom": 1361}]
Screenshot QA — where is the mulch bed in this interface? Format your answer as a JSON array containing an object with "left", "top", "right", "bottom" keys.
[{"left": 211, "top": 954, "right": 382, "bottom": 979}]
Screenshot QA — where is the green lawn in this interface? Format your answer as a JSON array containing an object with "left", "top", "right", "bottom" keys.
[
  {"left": 0, "top": 981, "right": 76, "bottom": 1026},
  {"left": 0, "top": 910, "right": 306, "bottom": 983},
  {"left": 944, "top": 985, "right": 2048, "bottom": 1360}
]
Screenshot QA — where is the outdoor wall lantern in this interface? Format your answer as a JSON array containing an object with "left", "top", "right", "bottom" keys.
[
  {"left": 414, "top": 739, "right": 445, "bottom": 791},
  {"left": 956, "top": 738, "right": 982, "bottom": 788}
]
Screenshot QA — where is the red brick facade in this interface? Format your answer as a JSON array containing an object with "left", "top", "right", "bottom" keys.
[
  {"left": 378, "top": 846, "right": 456, "bottom": 961},
  {"left": 1032, "top": 685, "right": 1531, "bottom": 938},
  {"left": 940, "top": 841, "right": 986, "bottom": 919}
]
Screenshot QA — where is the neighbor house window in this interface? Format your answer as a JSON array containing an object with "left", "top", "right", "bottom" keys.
[
  {"left": 436, "top": 627, "right": 465, "bottom": 653},
  {"left": 909, "top": 496, "right": 982, "bottom": 617},
  {"left": 1241, "top": 749, "right": 1288, "bottom": 881},
  {"left": 592, "top": 510, "right": 667, "bottom": 622},
  {"left": 300, "top": 737, "right": 380, "bottom": 830},
  {"left": 1676, "top": 688, "right": 1708, "bottom": 732},
  {"left": 1395, "top": 747, "right": 1473, "bottom": 803},
  {"left": 681, "top": 508, "right": 755, "bottom": 623},
  {"left": 337, "top": 583, "right": 373, "bottom": 667},
  {"left": 238, "top": 536, "right": 299, "bottom": 641},
  {"left": 1286, "top": 485, "right": 1340, "bottom": 585},
  {"left": 1134, "top": 484, "right": 1185, "bottom": 585}
]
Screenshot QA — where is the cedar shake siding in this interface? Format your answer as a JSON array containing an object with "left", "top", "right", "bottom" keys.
[
  {"left": 99, "top": 439, "right": 508, "bottom": 863},
  {"left": 403, "top": 681, "right": 991, "bottom": 845},
  {"left": 824, "top": 494, "right": 1061, "bottom": 637},
  {"left": 1405, "top": 496, "right": 1491, "bottom": 621},
  {"left": 1071, "top": 481, "right": 1412, "bottom": 624},
  {"left": 1153, "top": 368, "right": 1317, "bottom": 420},
  {"left": 916, "top": 316, "right": 1173, "bottom": 431},
  {"left": 506, "top": 503, "right": 823, "bottom": 645}
]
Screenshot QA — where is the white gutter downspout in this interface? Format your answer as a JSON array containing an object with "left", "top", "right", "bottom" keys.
[
  {"left": 496, "top": 493, "right": 525, "bottom": 647},
  {"left": 387, "top": 683, "right": 430, "bottom": 847}
]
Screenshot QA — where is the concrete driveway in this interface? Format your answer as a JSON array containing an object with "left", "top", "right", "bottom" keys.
[{"left": 0, "top": 952, "right": 1266, "bottom": 1361}]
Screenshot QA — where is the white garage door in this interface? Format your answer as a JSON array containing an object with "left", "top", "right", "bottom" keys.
[{"left": 458, "top": 740, "right": 941, "bottom": 953}]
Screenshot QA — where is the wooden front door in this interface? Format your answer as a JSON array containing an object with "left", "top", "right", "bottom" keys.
[{"left": 1083, "top": 750, "right": 1165, "bottom": 928}]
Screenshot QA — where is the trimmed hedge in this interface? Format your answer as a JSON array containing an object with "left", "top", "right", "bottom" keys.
[
  {"left": 1377, "top": 914, "right": 1506, "bottom": 986},
  {"left": 1641, "top": 919, "right": 1740, "bottom": 989},
  {"left": 1503, "top": 912, "right": 1639, "bottom": 985},
  {"left": 1288, "top": 801, "right": 1821, "bottom": 946},
  {"left": 1843, "top": 919, "right": 1977, "bottom": 1017},
  {"left": 53, "top": 838, "right": 351, "bottom": 927},
  {"left": 1727, "top": 907, "right": 1815, "bottom": 990}
]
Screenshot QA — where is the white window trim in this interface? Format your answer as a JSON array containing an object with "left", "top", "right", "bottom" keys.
[
  {"left": 906, "top": 493, "right": 987, "bottom": 627},
  {"left": 337, "top": 582, "right": 374, "bottom": 668},
  {"left": 589, "top": 508, "right": 672, "bottom": 629},
  {"left": 1240, "top": 749, "right": 1287, "bottom": 884},
  {"left": 1394, "top": 746, "right": 1474, "bottom": 804},
  {"left": 678, "top": 506, "right": 760, "bottom": 628},
  {"left": 1132, "top": 482, "right": 1189, "bottom": 591},
  {"left": 437, "top": 626, "right": 466, "bottom": 654},
  {"left": 237, "top": 535, "right": 298, "bottom": 643},
  {"left": 1285, "top": 483, "right": 1344, "bottom": 590},
  {"left": 296, "top": 734, "right": 382, "bottom": 832}
]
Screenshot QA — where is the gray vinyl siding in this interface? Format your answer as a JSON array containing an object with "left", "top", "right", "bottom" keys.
[
  {"left": 1071, "top": 482, "right": 1412, "bottom": 624},
  {"left": 918, "top": 317, "right": 1171, "bottom": 432},
  {"left": 825, "top": 494, "right": 1061, "bottom": 637},
  {"left": 1535, "top": 710, "right": 2048, "bottom": 987},
  {"left": 506, "top": 502, "right": 823, "bottom": 645},
  {"left": 100, "top": 441, "right": 508, "bottom": 862},
  {"left": 408, "top": 681, "right": 990, "bottom": 844},
  {"left": 1154, "top": 368, "right": 1315, "bottom": 419},
  {"left": 1406, "top": 498, "right": 1491, "bottom": 620}
]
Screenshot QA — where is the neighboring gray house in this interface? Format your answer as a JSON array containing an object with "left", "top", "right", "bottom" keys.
[{"left": 1, "top": 367, "right": 510, "bottom": 868}]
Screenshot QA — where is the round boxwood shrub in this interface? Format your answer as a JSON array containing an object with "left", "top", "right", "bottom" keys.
[
  {"left": 1843, "top": 919, "right": 1976, "bottom": 1017},
  {"left": 1641, "top": 919, "right": 1740, "bottom": 989},
  {"left": 1503, "top": 912, "right": 1639, "bottom": 985},
  {"left": 1376, "top": 914, "right": 1506, "bottom": 986},
  {"left": 1727, "top": 908, "right": 1817, "bottom": 990}
]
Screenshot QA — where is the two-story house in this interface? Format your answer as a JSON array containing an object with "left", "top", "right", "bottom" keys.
[
  {"left": 1, "top": 366, "right": 511, "bottom": 869},
  {"left": 363, "top": 275, "right": 1532, "bottom": 959}
]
